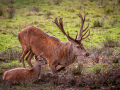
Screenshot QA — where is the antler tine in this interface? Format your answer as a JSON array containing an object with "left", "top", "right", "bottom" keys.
[
  {"left": 53, "top": 18, "right": 67, "bottom": 36},
  {"left": 75, "top": 32, "right": 78, "bottom": 40},
  {"left": 52, "top": 18, "right": 61, "bottom": 30},
  {"left": 59, "top": 18, "right": 67, "bottom": 36},
  {"left": 77, "top": 13, "right": 85, "bottom": 40},
  {"left": 59, "top": 18, "right": 76, "bottom": 41},
  {"left": 82, "top": 29, "right": 90, "bottom": 38},
  {"left": 83, "top": 24, "right": 89, "bottom": 32},
  {"left": 77, "top": 12, "right": 90, "bottom": 41},
  {"left": 82, "top": 29, "right": 90, "bottom": 40},
  {"left": 53, "top": 17, "right": 76, "bottom": 42}
]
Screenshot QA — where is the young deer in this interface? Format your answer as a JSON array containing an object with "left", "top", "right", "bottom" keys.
[{"left": 3, "top": 53, "right": 47, "bottom": 83}]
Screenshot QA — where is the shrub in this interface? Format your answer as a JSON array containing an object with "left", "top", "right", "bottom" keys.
[
  {"left": 111, "top": 57, "right": 119, "bottom": 63},
  {"left": 31, "top": 6, "right": 39, "bottom": 13},
  {"left": 89, "top": 0, "right": 95, "bottom": 2},
  {"left": 0, "top": 48, "right": 20, "bottom": 60},
  {"left": 104, "top": 39, "right": 120, "bottom": 47},
  {"left": 93, "top": 19, "right": 103, "bottom": 27},
  {"left": 72, "top": 63, "right": 83, "bottom": 75},
  {"left": 109, "top": 19, "right": 118, "bottom": 26},
  {"left": 118, "top": 0, "right": 120, "bottom": 4},
  {"left": 53, "top": 0, "right": 62, "bottom": 5},
  {"left": 104, "top": 7, "right": 113, "bottom": 14},
  {"left": 46, "top": 10, "right": 52, "bottom": 19},
  {"left": 2, "top": 0, "right": 14, "bottom": 5},
  {"left": 68, "top": 8, "right": 76, "bottom": 12},
  {"left": 89, "top": 47, "right": 103, "bottom": 63},
  {"left": 95, "top": 69, "right": 101, "bottom": 74},
  {"left": 5, "top": 6, "right": 15, "bottom": 19},
  {"left": 0, "top": 8, "right": 3, "bottom": 16}
]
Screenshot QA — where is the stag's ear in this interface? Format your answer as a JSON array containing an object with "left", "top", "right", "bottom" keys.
[
  {"left": 67, "top": 38, "right": 80, "bottom": 45},
  {"left": 39, "top": 52, "right": 44, "bottom": 57},
  {"left": 35, "top": 56, "right": 37, "bottom": 60},
  {"left": 67, "top": 38, "right": 75, "bottom": 44}
]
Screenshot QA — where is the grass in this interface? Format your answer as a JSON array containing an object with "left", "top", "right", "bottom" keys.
[
  {"left": 0, "top": 0, "right": 120, "bottom": 89},
  {"left": 0, "top": 55, "right": 119, "bottom": 89}
]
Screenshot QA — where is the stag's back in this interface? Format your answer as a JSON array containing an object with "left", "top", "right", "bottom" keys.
[{"left": 18, "top": 26, "right": 61, "bottom": 58}]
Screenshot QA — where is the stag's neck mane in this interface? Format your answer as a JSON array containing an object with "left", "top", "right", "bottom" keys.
[{"left": 55, "top": 42, "right": 77, "bottom": 66}]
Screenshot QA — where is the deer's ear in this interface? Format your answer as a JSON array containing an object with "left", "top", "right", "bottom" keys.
[
  {"left": 35, "top": 56, "right": 37, "bottom": 60},
  {"left": 39, "top": 52, "right": 44, "bottom": 57},
  {"left": 67, "top": 38, "right": 80, "bottom": 46}
]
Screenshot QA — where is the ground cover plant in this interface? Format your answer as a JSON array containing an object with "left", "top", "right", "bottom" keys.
[{"left": 0, "top": 0, "right": 120, "bottom": 89}]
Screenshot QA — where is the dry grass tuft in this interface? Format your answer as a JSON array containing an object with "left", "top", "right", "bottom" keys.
[
  {"left": 39, "top": 68, "right": 120, "bottom": 89},
  {"left": 104, "top": 39, "right": 120, "bottom": 48},
  {"left": 93, "top": 19, "right": 103, "bottom": 27},
  {"left": 0, "top": 48, "right": 20, "bottom": 60}
]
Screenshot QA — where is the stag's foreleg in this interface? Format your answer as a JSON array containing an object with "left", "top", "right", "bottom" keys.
[
  {"left": 49, "top": 62, "right": 57, "bottom": 75},
  {"left": 25, "top": 51, "right": 34, "bottom": 68},
  {"left": 38, "top": 65, "right": 41, "bottom": 80},
  {"left": 20, "top": 46, "right": 30, "bottom": 68}
]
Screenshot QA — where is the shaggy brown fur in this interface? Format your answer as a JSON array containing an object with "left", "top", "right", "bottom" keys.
[
  {"left": 18, "top": 14, "right": 90, "bottom": 75},
  {"left": 3, "top": 54, "right": 47, "bottom": 83}
]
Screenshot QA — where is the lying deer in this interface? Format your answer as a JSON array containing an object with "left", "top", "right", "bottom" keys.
[
  {"left": 18, "top": 13, "right": 90, "bottom": 75},
  {"left": 3, "top": 53, "right": 47, "bottom": 84}
]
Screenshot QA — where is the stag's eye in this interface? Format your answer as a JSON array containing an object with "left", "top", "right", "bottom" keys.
[{"left": 39, "top": 60, "right": 42, "bottom": 61}]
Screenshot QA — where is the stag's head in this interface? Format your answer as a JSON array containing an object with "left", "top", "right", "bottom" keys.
[{"left": 53, "top": 13, "right": 90, "bottom": 57}]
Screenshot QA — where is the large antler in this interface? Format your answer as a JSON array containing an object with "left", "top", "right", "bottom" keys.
[
  {"left": 77, "top": 13, "right": 90, "bottom": 41},
  {"left": 53, "top": 13, "right": 90, "bottom": 44},
  {"left": 52, "top": 18, "right": 79, "bottom": 43}
]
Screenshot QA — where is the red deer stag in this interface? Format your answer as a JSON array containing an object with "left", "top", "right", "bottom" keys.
[
  {"left": 18, "top": 13, "right": 90, "bottom": 75},
  {"left": 3, "top": 53, "right": 47, "bottom": 83}
]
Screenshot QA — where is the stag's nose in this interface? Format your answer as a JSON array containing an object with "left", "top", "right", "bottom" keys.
[{"left": 86, "top": 53, "right": 89, "bottom": 56}]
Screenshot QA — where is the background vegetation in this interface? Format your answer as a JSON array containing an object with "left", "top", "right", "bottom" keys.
[{"left": 0, "top": 0, "right": 120, "bottom": 89}]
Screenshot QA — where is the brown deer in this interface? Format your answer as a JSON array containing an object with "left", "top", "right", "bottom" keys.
[
  {"left": 3, "top": 53, "right": 47, "bottom": 83},
  {"left": 18, "top": 13, "right": 90, "bottom": 75}
]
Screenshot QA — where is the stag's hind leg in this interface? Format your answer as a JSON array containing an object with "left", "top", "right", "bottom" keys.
[
  {"left": 25, "top": 51, "right": 34, "bottom": 68},
  {"left": 20, "top": 46, "right": 30, "bottom": 68}
]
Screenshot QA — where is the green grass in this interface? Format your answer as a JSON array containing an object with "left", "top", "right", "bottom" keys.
[
  {"left": 0, "top": 0, "right": 120, "bottom": 89},
  {"left": 0, "top": 0, "right": 120, "bottom": 51},
  {"left": 0, "top": 34, "right": 20, "bottom": 51},
  {"left": 84, "top": 63, "right": 109, "bottom": 74}
]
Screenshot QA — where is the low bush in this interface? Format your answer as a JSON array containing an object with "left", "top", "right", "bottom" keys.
[
  {"left": 0, "top": 48, "right": 20, "bottom": 60},
  {"left": 104, "top": 39, "right": 120, "bottom": 48},
  {"left": 5, "top": 6, "right": 15, "bottom": 19},
  {"left": 93, "top": 19, "right": 103, "bottom": 27},
  {"left": 46, "top": 10, "right": 52, "bottom": 19},
  {"left": 118, "top": 0, "right": 120, "bottom": 4},
  {"left": 53, "top": 0, "right": 62, "bottom": 5},
  {"left": 31, "top": 7, "right": 40, "bottom": 13},
  {"left": 72, "top": 63, "right": 83, "bottom": 75},
  {"left": 39, "top": 68, "right": 120, "bottom": 89},
  {"left": 104, "top": 7, "right": 114, "bottom": 14},
  {"left": 0, "top": 8, "right": 3, "bottom": 16}
]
